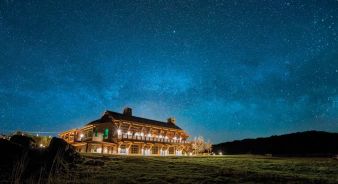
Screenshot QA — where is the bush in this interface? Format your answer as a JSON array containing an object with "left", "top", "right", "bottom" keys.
[
  {"left": 0, "top": 136, "right": 83, "bottom": 183},
  {"left": 10, "top": 135, "right": 36, "bottom": 149}
]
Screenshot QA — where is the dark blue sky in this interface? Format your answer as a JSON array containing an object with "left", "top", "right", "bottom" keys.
[{"left": 1, "top": 0, "right": 338, "bottom": 143}]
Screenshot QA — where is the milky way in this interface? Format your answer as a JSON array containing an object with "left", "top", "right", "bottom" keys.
[{"left": 1, "top": 0, "right": 338, "bottom": 143}]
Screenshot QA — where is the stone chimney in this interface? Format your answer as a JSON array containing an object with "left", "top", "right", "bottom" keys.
[
  {"left": 123, "top": 107, "right": 132, "bottom": 116},
  {"left": 167, "top": 117, "right": 176, "bottom": 124}
]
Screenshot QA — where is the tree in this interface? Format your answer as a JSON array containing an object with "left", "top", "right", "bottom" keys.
[
  {"left": 191, "top": 136, "right": 212, "bottom": 155},
  {"left": 204, "top": 140, "right": 212, "bottom": 154}
]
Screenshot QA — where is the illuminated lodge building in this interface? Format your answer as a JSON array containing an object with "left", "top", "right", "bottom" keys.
[{"left": 59, "top": 108, "right": 190, "bottom": 156}]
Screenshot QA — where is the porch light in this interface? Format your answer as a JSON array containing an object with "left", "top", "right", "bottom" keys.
[
  {"left": 219, "top": 152, "right": 222, "bottom": 155},
  {"left": 117, "top": 129, "right": 121, "bottom": 135},
  {"left": 80, "top": 134, "right": 84, "bottom": 138}
]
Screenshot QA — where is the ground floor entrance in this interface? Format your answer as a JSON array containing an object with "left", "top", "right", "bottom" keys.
[{"left": 72, "top": 142, "right": 188, "bottom": 156}]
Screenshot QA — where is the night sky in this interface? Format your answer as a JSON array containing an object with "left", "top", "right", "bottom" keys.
[{"left": 1, "top": 0, "right": 338, "bottom": 143}]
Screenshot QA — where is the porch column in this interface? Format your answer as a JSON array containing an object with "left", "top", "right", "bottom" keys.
[{"left": 117, "top": 143, "right": 122, "bottom": 155}]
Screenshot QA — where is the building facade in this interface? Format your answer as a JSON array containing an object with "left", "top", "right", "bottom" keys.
[{"left": 59, "top": 108, "right": 191, "bottom": 156}]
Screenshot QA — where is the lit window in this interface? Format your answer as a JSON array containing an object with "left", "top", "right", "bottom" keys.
[
  {"left": 120, "top": 145, "right": 127, "bottom": 154},
  {"left": 151, "top": 146, "right": 159, "bottom": 154},
  {"left": 169, "top": 147, "right": 175, "bottom": 154},
  {"left": 131, "top": 145, "right": 139, "bottom": 154}
]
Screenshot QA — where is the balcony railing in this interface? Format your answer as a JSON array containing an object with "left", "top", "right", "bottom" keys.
[{"left": 118, "top": 134, "right": 189, "bottom": 144}]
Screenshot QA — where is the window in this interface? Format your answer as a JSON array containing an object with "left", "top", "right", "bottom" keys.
[
  {"left": 93, "top": 128, "right": 98, "bottom": 137},
  {"left": 151, "top": 146, "right": 159, "bottom": 155},
  {"left": 131, "top": 145, "right": 139, "bottom": 154},
  {"left": 86, "top": 131, "right": 93, "bottom": 138},
  {"left": 120, "top": 145, "right": 126, "bottom": 154},
  {"left": 169, "top": 147, "right": 175, "bottom": 154}
]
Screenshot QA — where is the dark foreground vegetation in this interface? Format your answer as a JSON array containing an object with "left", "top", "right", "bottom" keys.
[
  {"left": 0, "top": 135, "right": 83, "bottom": 183},
  {"left": 213, "top": 131, "right": 338, "bottom": 156},
  {"left": 1, "top": 134, "right": 338, "bottom": 183}
]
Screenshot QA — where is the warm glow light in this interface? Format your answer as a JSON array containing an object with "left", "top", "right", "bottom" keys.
[
  {"left": 140, "top": 132, "right": 144, "bottom": 136},
  {"left": 127, "top": 131, "right": 132, "bottom": 135},
  {"left": 80, "top": 134, "right": 84, "bottom": 138},
  {"left": 117, "top": 129, "right": 121, "bottom": 135},
  {"left": 219, "top": 152, "right": 222, "bottom": 155},
  {"left": 39, "top": 144, "right": 44, "bottom": 147},
  {"left": 147, "top": 133, "right": 151, "bottom": 137}
]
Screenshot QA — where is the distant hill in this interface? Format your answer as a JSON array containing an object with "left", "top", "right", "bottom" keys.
[{"left": 213, "top": 131, "right": 338, "bottom": 156}]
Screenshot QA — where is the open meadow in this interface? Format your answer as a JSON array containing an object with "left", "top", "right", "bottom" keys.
[{"left": 52, "top": 154, "right": 338, "bottom": 184}]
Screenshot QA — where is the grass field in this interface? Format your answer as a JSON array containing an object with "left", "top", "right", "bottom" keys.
[{"left": 51, "top": 154, "right": 338, "bottom": 184}]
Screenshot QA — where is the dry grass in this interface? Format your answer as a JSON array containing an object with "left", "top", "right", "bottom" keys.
[
  {"left": 6, "top": 154, "right": 338, "bottom": 183},
  {"left": 61, "top": 154, "right": 338, "bottom": 184}
]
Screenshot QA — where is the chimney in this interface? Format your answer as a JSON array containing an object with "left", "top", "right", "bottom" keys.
[
  {"left": 167, "top": 117, "right": 176, "bottom": 124},
  {"left": 123, "top": 107, "right": 132, "bottom": 116}
]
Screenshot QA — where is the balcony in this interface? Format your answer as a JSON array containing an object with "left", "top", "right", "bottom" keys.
[{"left": 118, "top": 133, "right": 189, "bottom": 144}]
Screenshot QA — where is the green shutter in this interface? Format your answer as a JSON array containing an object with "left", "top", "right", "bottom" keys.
[{"left": 104, "top": 128, "right": 109, "bottom": 139}]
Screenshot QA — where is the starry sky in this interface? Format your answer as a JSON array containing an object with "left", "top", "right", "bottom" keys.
[{"left": 1, "top": 0, "right": 338, "bottom": 143}]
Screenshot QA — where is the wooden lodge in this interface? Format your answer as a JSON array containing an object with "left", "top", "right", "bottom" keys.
[{"left": 59, "top": 107, "right": 191, "bottom": 156}]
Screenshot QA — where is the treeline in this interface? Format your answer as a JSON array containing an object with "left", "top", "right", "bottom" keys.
[{"left": 213, "top": 131, "right": 338, "bottom": 156}]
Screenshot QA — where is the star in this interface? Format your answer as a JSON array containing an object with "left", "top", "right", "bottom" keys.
[{"left": 0, "top": 0, "right": 338, "bottom": 143}]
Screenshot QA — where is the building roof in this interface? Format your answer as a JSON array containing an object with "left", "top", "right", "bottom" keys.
[{"left": 87, "top": 110, "right": 182, "bottom": 130}]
